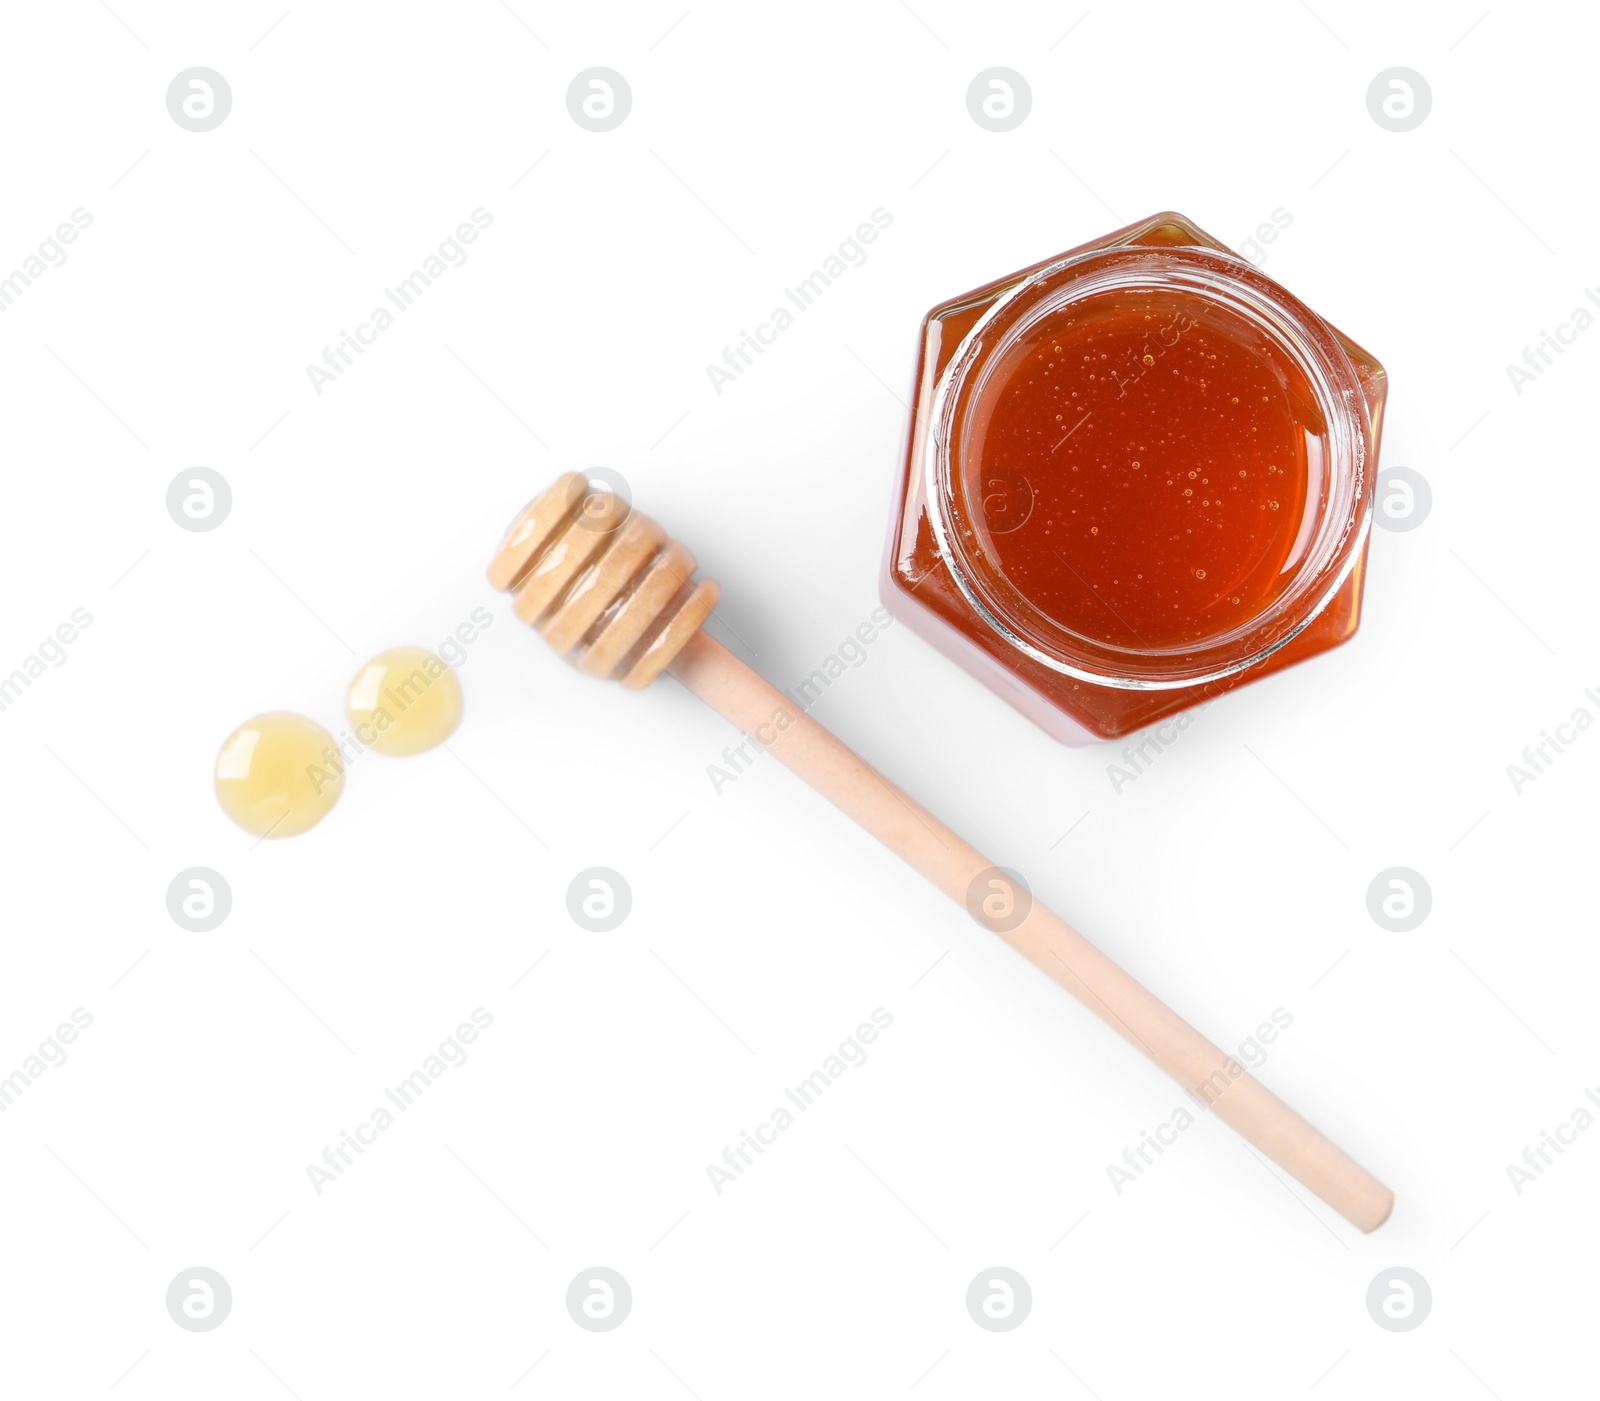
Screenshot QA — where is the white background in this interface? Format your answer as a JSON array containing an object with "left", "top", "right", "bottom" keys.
[{"left": 1, "top": 1, "right": 1595, "bottom": 1396}]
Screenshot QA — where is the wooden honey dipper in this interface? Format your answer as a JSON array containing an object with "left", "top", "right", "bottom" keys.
[{"left": 489, "top": 472, "right": 1394, "bottom": 1232}]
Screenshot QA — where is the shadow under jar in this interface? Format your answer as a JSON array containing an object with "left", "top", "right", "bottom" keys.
[{"left": 883, "top": 212, "right": 1388, "bottom": 743}]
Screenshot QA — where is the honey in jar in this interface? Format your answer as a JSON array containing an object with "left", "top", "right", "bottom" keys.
[{"left": 884, "top": 211, "right": 1387, "bottom": 742}]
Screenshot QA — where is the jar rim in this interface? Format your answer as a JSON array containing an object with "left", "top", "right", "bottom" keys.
[{"left": 922, "top": 243, "right": 1374, "bottom": 691}]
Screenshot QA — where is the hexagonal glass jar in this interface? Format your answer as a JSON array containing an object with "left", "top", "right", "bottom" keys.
[{"left": 882, "top": 211, "right": 1388, "bottom": 743}]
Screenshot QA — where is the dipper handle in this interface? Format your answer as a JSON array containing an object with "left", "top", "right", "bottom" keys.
[{"left": 667, "top": 629, "right": 1394, "bottom": 1233}]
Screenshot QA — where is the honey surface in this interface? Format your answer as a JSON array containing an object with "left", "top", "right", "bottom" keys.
[
  {"left": 346, "top": 646, "right": 463, "bottom": 757},
  {"left": 967, "top": 290, "right": 1321, "bottom": 651},
  {"left": 214, "top": 711, "right": 342, "bottom": 838}
]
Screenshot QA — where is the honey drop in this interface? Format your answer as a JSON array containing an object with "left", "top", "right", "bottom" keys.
[
  {"left": 215, "top": 712, "right": 342, "bottom": 838},
  {"left": 346, "top": 646, "right": 463, "bottom": 757}
]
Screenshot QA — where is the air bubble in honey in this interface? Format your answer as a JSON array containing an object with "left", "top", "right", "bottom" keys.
[
  {"left": 346, "top": 646, "right": 463, "bottom": 757},
  {"left": 215, "top": 712, "right": 342, "bottom": 838}
]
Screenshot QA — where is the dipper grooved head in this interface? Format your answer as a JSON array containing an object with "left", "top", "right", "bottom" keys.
[{"left": 487, "top": 472, "right": 720, "bottom": 689}]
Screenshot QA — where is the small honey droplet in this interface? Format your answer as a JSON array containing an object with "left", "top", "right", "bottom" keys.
[
  {"left": 215, "top": 712, "right": 342, "bottom": 838},
  {"left": 347, "top": 646, "right": 464, "bottom": 757},
  {"left": 1195, "top": 568, "right": 1207, "bottom": 579},
  {"left": 1142, "top": 354, "right": 1155, "bottom": 366}
]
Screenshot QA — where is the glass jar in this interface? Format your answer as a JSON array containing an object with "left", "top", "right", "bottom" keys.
[{"left": 882, "top": 211, "right": 1388, "bottom": 743}]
